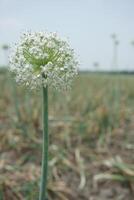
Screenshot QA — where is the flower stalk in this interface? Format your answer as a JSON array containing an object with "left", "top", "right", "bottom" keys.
[{"left": 39, "top": 85, "right": 49, "bottom": 200}]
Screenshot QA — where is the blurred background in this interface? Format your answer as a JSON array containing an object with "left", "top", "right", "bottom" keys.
[{"left": 0, "top": 0, "right": 134, "bottom": 200}]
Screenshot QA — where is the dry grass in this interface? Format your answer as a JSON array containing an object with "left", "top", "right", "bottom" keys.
[{"left": 0, "top": 69, "right": 134, "bottom": 200}]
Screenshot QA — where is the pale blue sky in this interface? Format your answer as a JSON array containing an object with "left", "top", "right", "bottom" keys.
[{"left": 0, "top": 0, "right": 134, "bottom": 70}]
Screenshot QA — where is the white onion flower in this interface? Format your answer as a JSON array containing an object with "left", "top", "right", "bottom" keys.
[{"left": 9, "top": 31, "right": 78, "bottom": 90}]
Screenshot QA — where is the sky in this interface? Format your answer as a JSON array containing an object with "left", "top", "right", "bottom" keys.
[{"left": 0, "top": 0, "right": 134, "bottom": 70}]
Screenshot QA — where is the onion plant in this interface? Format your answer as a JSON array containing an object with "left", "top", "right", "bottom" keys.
[{"left": 9, "top": 31, "right": 78, "bottom": 200}]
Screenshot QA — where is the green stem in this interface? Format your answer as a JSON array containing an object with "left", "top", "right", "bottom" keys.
[{"left": 39, "top": 85, "right": 49, "bottom": 200}]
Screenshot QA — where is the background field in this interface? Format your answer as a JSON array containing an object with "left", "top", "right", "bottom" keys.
[{"left": 0, "top": 69, "right": 134, "bottom": 200}]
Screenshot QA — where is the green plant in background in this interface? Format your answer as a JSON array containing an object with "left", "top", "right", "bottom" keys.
[
  {"left": 9, "top": 31, "right": 78, "bottom": 200},
  {"left": 0, "top": 69, "right": 134, "bottom": 199}
]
